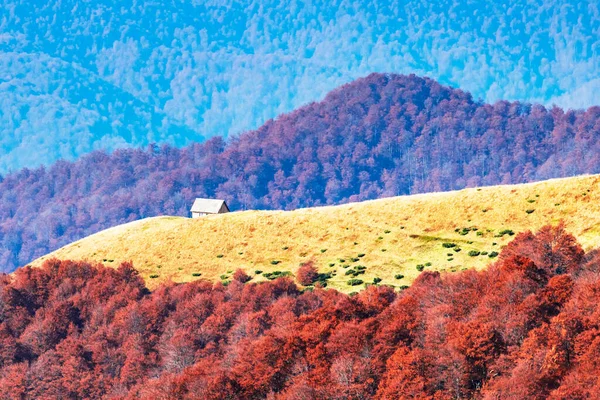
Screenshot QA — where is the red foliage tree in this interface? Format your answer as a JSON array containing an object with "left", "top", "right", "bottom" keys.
[
  {"left": 232, "top": 269, "right": 251, "bottom": 283},
  {"left": 297, "top": 262, "right": 319, "bottom": 286}
]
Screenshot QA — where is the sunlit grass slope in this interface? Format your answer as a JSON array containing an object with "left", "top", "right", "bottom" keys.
[{"left": 32, "top": 174, "right": 600, "bottom": 292}]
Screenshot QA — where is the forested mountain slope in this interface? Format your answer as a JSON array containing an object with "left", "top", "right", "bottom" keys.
[
  {"left": 2, "top": 0, "right": 594, "bottom": 173},
  {"left": 3, "top": 73, "right": 600, "bottom": 272}
]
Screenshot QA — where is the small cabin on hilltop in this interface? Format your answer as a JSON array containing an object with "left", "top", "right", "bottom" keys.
[{"left": 190, "top": 198, "right": 230, "bottom": 218}]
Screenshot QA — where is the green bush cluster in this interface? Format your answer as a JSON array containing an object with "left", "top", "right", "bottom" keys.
[
  {"left": 416, "top": 264, "right": 425, "bottom": 272},
  {"left": 442, "top": 243, "right": 456, "bottom": 248},
  {"left": 345, "top": 266, "right": 366, "bottom": 277},
  {"left": 316, "top": 272, "right": 333, "bottom": 282},
  {"left": 488, "top": 251, "right": 499, "bottom": 258},
  {"left": 456, "top": 227, "right": 478, "bottom": 236},
  {"left": 263, "top": 271, "right": 291, "bottom": 280},
  {"left": 192, "top": 272, "right": 202, "bottom": 277},
  {"left": 496, "top": 229, "right": 515, "bottom": 237},
  {"left": 468, "top": 250, "right": 481, "bottom": 257},
  {"left": 270, "top": 260, "right": 281, "bottom": 265},
  {"left": 347, "top": 279, "right": 364, "bottom": 286},
  {"left": 395, "top": 274, "right": 404, "bottom": 280},
  {"left": 373, "top": 277, "right": 382, "bottom": 284}
]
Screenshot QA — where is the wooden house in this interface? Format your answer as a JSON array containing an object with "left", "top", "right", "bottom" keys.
[{"left": 190, "top": 198, "right": 230, "bottom": 218}]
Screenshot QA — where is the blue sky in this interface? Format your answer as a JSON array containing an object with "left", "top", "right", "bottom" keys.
[{"left": 0, "top": 0, "right": 598, "bottom": 173}]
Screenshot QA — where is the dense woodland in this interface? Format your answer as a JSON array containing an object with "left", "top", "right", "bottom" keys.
[
  {"left": 0, "top": 226, "right": 600, "bottom": 399},
  {"left": 4, "top": 73, "right": 600, "bottom": 272},
  {"left": 0, "top": 224, "right": 598, "bottom": 398}
]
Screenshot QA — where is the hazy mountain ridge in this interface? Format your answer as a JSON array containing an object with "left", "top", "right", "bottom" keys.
[
  {"left": 2, "top": 73, "right": 600, "bottom": 272},
  {"left": 2, "top": 0, "right": 600, "bottom": 172}
]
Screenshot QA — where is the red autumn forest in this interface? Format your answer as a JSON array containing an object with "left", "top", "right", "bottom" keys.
[{"left": 1, "top": 224, "right": 599, "bottom": 398}]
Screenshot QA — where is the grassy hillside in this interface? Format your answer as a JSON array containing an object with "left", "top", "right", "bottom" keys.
[{"left": 31, "top": 174, "right": 600, "bottom": 292}]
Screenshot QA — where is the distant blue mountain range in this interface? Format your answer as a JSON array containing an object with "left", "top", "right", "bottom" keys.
[{"left": 1, "top": 0, "right": 599, "bottom": 172}]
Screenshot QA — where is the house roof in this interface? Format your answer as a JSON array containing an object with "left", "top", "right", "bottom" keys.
[{"left": 190, "top": 198, "right": 229, "bottom": 214}]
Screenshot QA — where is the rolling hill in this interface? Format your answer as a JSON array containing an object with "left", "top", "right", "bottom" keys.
[{"left": 32, "top": 174, "right": 600, "bottom": 292}]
